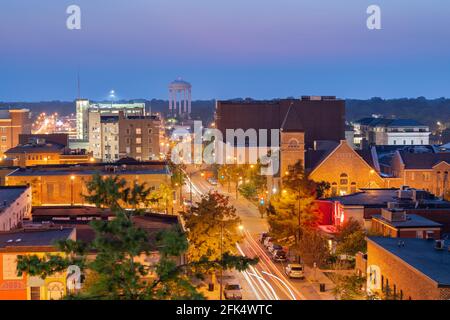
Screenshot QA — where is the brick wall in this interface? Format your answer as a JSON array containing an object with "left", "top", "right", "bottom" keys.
[{"left": 367, "top": 240, "right": 442, "bottom": 300}]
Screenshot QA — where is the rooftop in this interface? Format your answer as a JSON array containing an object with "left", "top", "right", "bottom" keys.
[
  {"left": 0, "top": 186, "right": 29, "bottom": 212},
  {"left": 399, "top": 151, "right": 450, "bottom": 169},
  {"left": 0, "top": 228, "right": 74, "bottom": 249},
  {"left": 5, "top": 142, "right": 65, "bottom": 154},
  {"left": 372, "top": 213, "right": 443, "bottom": 229},
  {"left": 355, "top": 117, "right": 428, "bottom": 128},
  {"left": 326, "top": 189, "right": 399, "bottom": 206},
  {"left": 368, "top": 237, "right": 450, "bottom": 286},
  {"left": 6, "top": 161, "right": 169, "bottom": 177}
]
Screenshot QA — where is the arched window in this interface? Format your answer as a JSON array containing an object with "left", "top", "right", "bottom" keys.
[
  {"left": 331, "top": 183, "right": 337, "bottom": 196},
  {"left": 350, "top": 182, "right": 357, "bottom": 194},
  {"left": 339, "top": 173, "right": 349, "bottom": 195}
]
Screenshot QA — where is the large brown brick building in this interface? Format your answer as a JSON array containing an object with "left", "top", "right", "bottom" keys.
[
  {"left": 365, "top": 237, "right": 450, "bottom": 300},
  {"left": 0, "top": 108, "right": 32, "bottom": 156}
]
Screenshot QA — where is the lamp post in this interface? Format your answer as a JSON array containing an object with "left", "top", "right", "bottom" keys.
[{"left": 219, "top": 220, "right": 224, "bottom": 301}]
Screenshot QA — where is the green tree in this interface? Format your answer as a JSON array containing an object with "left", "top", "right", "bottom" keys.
[
  {"left": 336, "top": 218, "right": 367, "bottom": 256},
  {"left": 182, "top": 191, "right": 257, "bottom": 284},
  {"left": 169, "top": 161, "right": 186, "bottom": 205},
  {"left": 297, "top": 229, "right": 330, "bottom": 267},
  {"left": 16, "top": 175, "right": 256, "bottom": 300},
  {"left": 331, "top": 273, "right": 367, "bottom": 300},
  {"left": 148, "top": 183, "right": 174, "bottom": 214}
]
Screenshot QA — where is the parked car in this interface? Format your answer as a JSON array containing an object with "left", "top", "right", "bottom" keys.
[
  {"left": 207, "top": 178, "right": 218, "bottom": 186},
  {"left": 272, "top": 250, "right": 288, "bottom": 262},
  {"left": 223, "top": 282, "right": 243, "bottom": 300},
  {"left": 268, "top": 243, "right": 283, "bottom": 254},
  {"left": 259, "top": 232, "right": 269, "bottom": 244},
  {"left": 183, "top": 199, "right": 193, "bottom": 208},
  {"left": 263, "top": 237, "right": 273, "bottom": 248},
  {"left": 285, "top": 264, "right": 305, "bottom": 279}
]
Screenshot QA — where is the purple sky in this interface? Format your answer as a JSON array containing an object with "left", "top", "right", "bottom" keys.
[{"left": 1, "top": 0, "right": 450, "bottom": 101}]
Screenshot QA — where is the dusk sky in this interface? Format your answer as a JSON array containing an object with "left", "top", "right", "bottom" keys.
[{"left": 1, "top": 0, "right": 450, "bottom": 101}]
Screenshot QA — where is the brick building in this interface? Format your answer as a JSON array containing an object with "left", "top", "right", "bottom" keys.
[
  {"left": 306, "top": 140, "right": 387, "bottom": 196},
  {"left": 390, "top": 151, "right": 450, "bottom": 198},
  {"left": 0, "top": 186, "right": 32, "bottom": 231},
  {"left": 365, "top": 237, "right": 450, "bottom": 300},
  {"left": 0, "top": 108, "right": 32, "bottom": 156},
  {"left": 4, "top": 161, "right": 170, "bottom": 207}
]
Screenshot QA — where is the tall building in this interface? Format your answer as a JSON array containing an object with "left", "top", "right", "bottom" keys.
[
  {"left": 89, "top": 111, "right": 160, "bottom": 162},
  {"left": 0, "top": 107, "right": 32, "bottom": 155},
  {"left": 75, "top": 99, "right": 145, "bottom": 141}
]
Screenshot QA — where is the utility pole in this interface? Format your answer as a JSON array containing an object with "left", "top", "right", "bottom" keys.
[{"left": 219, "top": 220, "right": 224, "bottom": 301}]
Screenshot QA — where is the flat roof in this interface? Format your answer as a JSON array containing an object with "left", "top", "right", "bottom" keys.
[
  {"left": 326, "top": 189, "right": 398, "bottom": 206},
  {"left": 372, "top": 214, "right": 442, "bottom": 229},
  {"left": 6, "top": 162, "right": 169, "bottom": 177},
  {"left": 0, "top": 228, "right": 74, "bottom": 249},
  {"left": 368, "top": 237, "right": 450, "bottom": 286},
  {"left": 0, "top": 186, "right": 28, "bottom": 212}
]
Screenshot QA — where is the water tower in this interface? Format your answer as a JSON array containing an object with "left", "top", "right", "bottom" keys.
[{"left": 169, "top": 78, "right": 192, "bottom": 117}]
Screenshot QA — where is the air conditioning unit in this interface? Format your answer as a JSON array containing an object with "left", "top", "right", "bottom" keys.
[
  {"left": 387, "top": 202, "right": 400, "bottom": 210},
  {"left": 435, "top": 240, "right": 445, "bottom": 250}
]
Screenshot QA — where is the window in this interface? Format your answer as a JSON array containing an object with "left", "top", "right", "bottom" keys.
[
  {"left": 136, "top": 137, "right": 142, "bottom": 144},
  {"left": 403, "top": 140, "right": 406, "bottom": 145},
  {"left": 136, "top": 147, "right": 142, "bottom": 154},
  {"left": 30, "top": 287, "right": 41, "bottom": 300},
  {"left": 148, "top": 138, "right": 152, "bottom": 143},
  {"left": 411, "top": 140, "right": 414, "bottom": 145},
  {"left": 393, "top": 140, "right": 397, "bottom": 145},
  {"left": 420, "top": 140, "right": 423, "bottom": 145},
  {"left": 339, "top": 173, "right": 348, "bottom": 195},
  {"left": 148, "top": 128, "right": 152, "bottom": 134},
  {"left": 331, "top": 183, "right": 337, "bottom": 196},
  {"left": 126, "top": 147, "right": 131, "bottom": 154},
  {"left": 410, "top": 172, "right": 415, "bottom": 181},
  {"left": 1, "top": 136, "right": 6, "bottom": 142},
  {"left": 126, "top": 129, "right": 130, "bottom": 135},
  {"left": 350, "top": 182, "right": 357, "bottom": 194},
  {"left": 136, "top": 128, "right": 142, "bottom": 135}
]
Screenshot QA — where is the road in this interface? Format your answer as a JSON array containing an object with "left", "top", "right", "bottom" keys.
[{"left": 184, "top": 170, "right": 331, "bottom": 300}]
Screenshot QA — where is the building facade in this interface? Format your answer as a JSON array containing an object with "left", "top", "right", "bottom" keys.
[
  {"left": 0, "top": 228, "right": 74, "bottom": 300},
  {"left": 4, "top": 162, "right": 169, "bottom": 207},
  {"left": 89, "top": 111, "right": 160, "bottom": 162},
  {"left": 0, "top": 108, "right": 32, "bottom": 156},
  {"left": 307, "top": 140, "right": 386, "bottom": 196},
  {"left": 3, "top": 134, "right": 92, "bottom": 167},
  {"left": 366, "top": 237, "right": 450, "bottom": 300},
  {"left": 0, "top": 186, "right": 32, "bottom": 231},
  {"left": 390, "top": 151, "right": 450, "bottom": 197},
  {"left": 354, "top": 117, "right": 430, "bottom": 148},
  {"left": 76, "top": 99, "right": 145, "bottom": 141}
]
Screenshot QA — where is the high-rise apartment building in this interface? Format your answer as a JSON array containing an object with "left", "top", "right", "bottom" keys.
[
  {"left": 88, "top": 111, "right": 160, "bottom": 162},
  {"left": 76, "top": 99, "right": 145, "bottom": 141},
  {"left": 0, "top": 107, "right": 32, "bottom": 155}
]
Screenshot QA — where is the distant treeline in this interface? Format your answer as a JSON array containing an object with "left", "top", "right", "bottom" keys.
[{"left": 1, "top": 97, "right": 449, "bottom": 129}]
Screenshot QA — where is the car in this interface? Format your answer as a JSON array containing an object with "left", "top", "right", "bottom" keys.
[
  {"left": 272, "top": 250, "right": 288, "bottom": 262},
  {"left": 268, "top": 243, "right": 283, "bottom": 254},
  {"left": 285, "top": 264, "right": 305, "bottom": 279},
  {"left": 259, "top": 232, "right": 269, "bottom": 243},
  {"left": 223, "top": 282, "right": 243, "bottom": 300},
  {"left": 183, "top": 199, "right": 193, "bottom": 207},
  {"left": 263, "top": 237, "right": 273, "bottom": 248},
  {"left": 207, "top": 178, "right": 218, "bottom": 186}
]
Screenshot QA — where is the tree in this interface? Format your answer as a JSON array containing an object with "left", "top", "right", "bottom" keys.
[
  {"left": 181, "top": 191, "right": 257, "bottom": 285},
  {"left": 148, "top": 183, "right": 174, "bottom": 214},
  {"left": 266, "top": 161, "right": 321, "bottom": 260},
  {"left": 297, "top": 229, "right": 330, "bottom": 267},
  {"left": 331, "top": 273, "right": 367, "bottom": 300},
  {"left": 315, "top": 181, "right": 331, "bottom": 198},
  {"left": 169, "top": 161, "right": 186, "bottom": 205},
  {"left": 335, "top": 218, "right": 367, "bottom": 256},
  {"left": 16, "top": 175, "right": 256, "bottom": 300}
]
